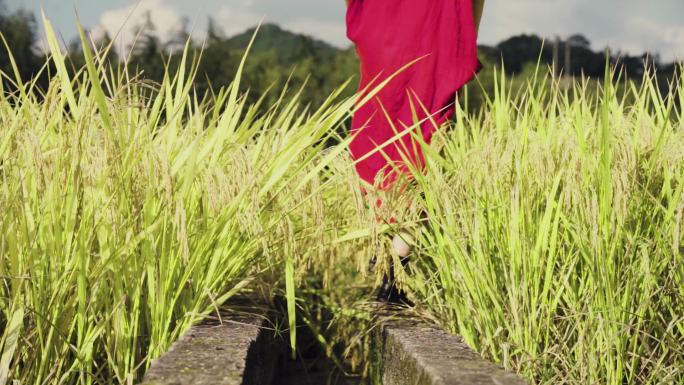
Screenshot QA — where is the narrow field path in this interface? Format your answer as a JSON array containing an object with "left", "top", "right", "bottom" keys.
[
  {"left": 142, "top": 298, "right": 527, "bottom": 385},
  {"left": 274, "top": 355, "right": 360, "bottom": 385}
]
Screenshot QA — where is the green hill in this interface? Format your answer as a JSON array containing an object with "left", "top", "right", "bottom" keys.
[{"left": 225, "top": 23, "right": 340, "bottom": 62}]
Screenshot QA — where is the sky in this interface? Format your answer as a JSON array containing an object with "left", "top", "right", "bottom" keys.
[{"left": 4, "top": 0, "right": 684, "bottom": 61}]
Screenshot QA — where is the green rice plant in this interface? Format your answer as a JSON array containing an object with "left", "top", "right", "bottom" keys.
[
  {"left": 406, "top": 66, "right": 684, "bottom": 384},
  {"left": 0, "top": 17, "right": 366, "bottom": 384},
  {"left": 2, "top": 14, "right": 683, "bottom": 385}
]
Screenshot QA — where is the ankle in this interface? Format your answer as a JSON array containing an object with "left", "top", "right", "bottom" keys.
[{"left": 392, "top": 230, "right": 414, "bottom": 258}]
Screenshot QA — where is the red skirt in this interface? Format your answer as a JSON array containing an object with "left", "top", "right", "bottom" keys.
[{"left": 346, "top": 0, "right": 481, "bottom": 190}]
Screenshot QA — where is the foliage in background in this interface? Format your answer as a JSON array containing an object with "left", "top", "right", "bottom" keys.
[
  {"left": 0, "top": 1, "right": 41, "bottom": 84},
  {"left": 0, "top": 1, "right": 681, "bottom": 112}
]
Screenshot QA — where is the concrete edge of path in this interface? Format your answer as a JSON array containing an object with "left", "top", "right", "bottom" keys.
[
  {"left": 140, "top": 296, "right": 279, "bottom": 385},
  {"left": 371, "top": 316, "right": 529, "bottom": 385},
  {"left": 139, "top": 297, "right": 529, "bottom": 385}
]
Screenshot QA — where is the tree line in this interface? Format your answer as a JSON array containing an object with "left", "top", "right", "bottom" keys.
[{"left": 1, "top": 2, "right": 680, "bottom": 111}]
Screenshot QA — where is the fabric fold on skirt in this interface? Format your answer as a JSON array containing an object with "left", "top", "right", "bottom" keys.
[{"left": 346, "top": 0, "right": 482, "bottom": 190}]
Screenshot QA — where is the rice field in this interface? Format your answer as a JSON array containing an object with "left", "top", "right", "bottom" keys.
[
  {"left": 409, "top": 69, "right": 684, "bottom": 384},
  {"left": 0, "top": 20, "right": 683, "bottom": 385}
]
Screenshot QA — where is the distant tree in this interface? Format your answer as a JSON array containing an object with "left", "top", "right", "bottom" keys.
[
  {"left": 562, "top": 35, "right": 606, "bottom": 77},
  {"left": 194, "top": 20, "right": 238, "bottom": 98},
  {"left": 66, "top": 30, "right": 119, "bottom": 75},
  {"left": 206, "top": 17, "right": 225, "bottom": 43},
  {"left": 0, "top": 4, "right": 41, "bottom": 86},
  {"left": 567, "top": 34, "right": 591, "bottom": 49},
  {"left": 165, "top": 16, "right": 191, "bottom": 53},
  {"left": 2, "top": 1, "right": 680, "bottom": 113},
  {"left": 96, "top": 31, "right": 120, "bottom": 65},
  {"left": 129, "top": 11, "right": 165, "bottom": 81},
  {"left": 495, "top": 34, "right": 552, "bottom": 74}
]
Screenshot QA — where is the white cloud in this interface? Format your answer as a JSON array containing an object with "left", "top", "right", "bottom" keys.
[
  {"left": 214, "top": 4, "right": 264, "bottom": 37},
  {"left": 93, "top": 0, "right": 183, "bottom": 57},
  {"left": 628, "top": 18, "right": 684, "bottom": 61}
]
